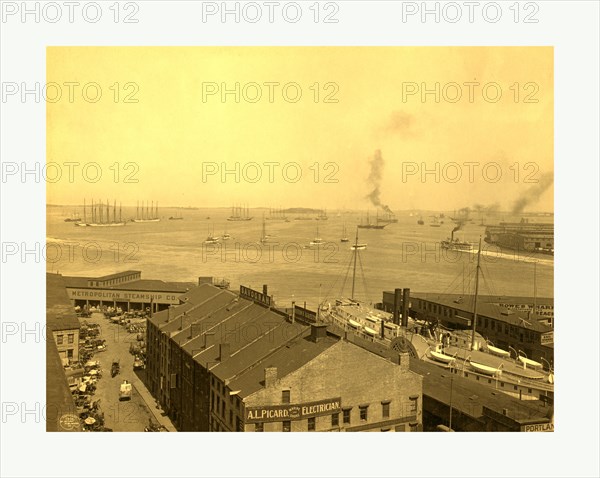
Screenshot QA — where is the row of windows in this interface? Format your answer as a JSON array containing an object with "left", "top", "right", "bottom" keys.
[
  {"left": 254, "top": 400, "right": 409, "bottom": 432},
  {"left": 56, "top": 334, "right": 75, "bottom": 345}
]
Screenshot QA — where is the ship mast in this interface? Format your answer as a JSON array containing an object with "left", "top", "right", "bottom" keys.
[
  {"left": 533, "top": 261, "right": 537, "bottom": 319},
  {"left": 470, "top": 236, "right": 482, "bottom": 350},
  {"left": 83, "top": 198, "right": 87, "bottom": 223},
  {"left": 351, "top": 228, "right": 359, "bottom": 300}
]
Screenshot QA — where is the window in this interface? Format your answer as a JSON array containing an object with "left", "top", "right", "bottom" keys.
[
  {"left": 68, "top": 334, "right": 74, "bottom": 344},
  {"left": 331, "top": 413, "right": 339, "bottom": 427},
  {"left": 221, "top": 399, "right": 226, "bottom": 418},
  {"left": 343, "top": 408, "right": 352, "bottom": 424},
  {"left": 255, "top": 422, "right": 264, "bottom": 432},
  {"left": 382, "top": 402, "right": 390, "bottom": 419},
  {"left": 359, "top": 405, "right": 368, "bottom": 421},
  {"left": 409, "top": 395, "right": 418, "bottom": 413},
  {"left": 308, "top": 417, "right": 316, "bottom": 431},
  {"left": 282, "top": 390, "right": 290, "bottom": 404},
  {"left": 56, "top": 335, "right": 63, "bottom": 345},
  {"left": 282, "top": 421, "right": 291, "bottom": 432},
  {"left": 514, "top": 385, "right": 518, "bottom": 391},
  {"left": 229, "top": 410, "right": 233, "bottom": 425}
]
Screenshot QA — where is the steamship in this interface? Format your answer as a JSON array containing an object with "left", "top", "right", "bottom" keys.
[
  {"left": 319, "top": 232, "right": 554, "bottom": 401},
  {"left": 441, "top": 230, "right": 474, "bottom": 252}
]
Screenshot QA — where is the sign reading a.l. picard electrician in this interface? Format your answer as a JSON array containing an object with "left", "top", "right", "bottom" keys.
[{"left": 245, "top": 398, "right": 342, "bottom": 423}]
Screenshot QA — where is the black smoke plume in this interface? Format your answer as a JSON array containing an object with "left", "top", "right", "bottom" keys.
[
  {"left": 512, "top": 173, "right": 553, "bottom": 214},
  {"left": 366, "top": 150, "right": 393, "bottom": 214}
]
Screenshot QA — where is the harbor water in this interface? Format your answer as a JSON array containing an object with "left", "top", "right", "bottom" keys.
[{"left": 47, "top": 206, "right": 554, "bottom": 309}]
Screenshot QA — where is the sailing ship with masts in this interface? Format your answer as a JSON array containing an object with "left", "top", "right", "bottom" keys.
[
  {"left": 340, "top": 224, "right": 349, "bottom": 243},
  {"left": 76, "top": 199, "right": 125, "bottom": 227},
  {"left": 357, "top": 211, "right": 387, "bottom": 229},
  {"left": 266, "top": 207, "right": 288, "bottom": 221},
  {"left": 260, "top": 214, "right": 276, "bottom": 244},
  {"left": 132, "top": 201, "right": 160, "bottom": 223},
  {"left": 228, "top": 204, "right": 253, "bottom": 221}
]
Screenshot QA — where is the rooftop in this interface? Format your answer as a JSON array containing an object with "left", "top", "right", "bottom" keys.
[
  {"left": 63, "top": 275, "right": 195, "bottom": 292},
  {"left": 410, "top": 359, "right": 553, "bottom": 425},
  {"left": 222, "top": 330, "right": 339, "bottom": 398},
  {"left": 406, "top": 293, "right": 553, "bottom": 332}
]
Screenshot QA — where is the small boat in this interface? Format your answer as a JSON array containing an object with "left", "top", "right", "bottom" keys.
[
  {"left": 518, "top": 356, "right": 543, "bottom": 369},
  {"left": 222, "top": 232, "right": 231, "bottom": 241},
  {"left": 350, "top": 243, "right": 367, "bottom": 251},
  {"left": 64, "top": 213, "right": 81, "bottom": 222},
  {"left": 348, "top": 319, "right": 362, "bottom": 329},
  {"left": 469, "top": 361, "right": 501, "bottom": 376},
  {"left": 429, "top": 351, "right": 456, "bottom": 364},
  {"left": 487, "top": 344, "right": 510, "bottom": 358},
  {"left": 204, "top": 225, "right": 220, "bottom": 245},
  {"left": 340, "top": 224, "right": 349, "bottom": 243},
  {"left": 306, "top": 225, "right": 324, "bottom": 248},
  {"left": 417, "top": 216, "right": 425, "bottom": 225},
  {"left": 363, "top": 326, "right": 378, "bottom": 336}
]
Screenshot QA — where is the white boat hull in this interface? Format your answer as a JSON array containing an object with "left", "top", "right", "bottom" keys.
[
  {"left": 470, "top": 361, "right": 500, "bottom": 376},
  {"left": 430, "top": 351, "right": 456, "bottom": 364},
  {"left": 487, "top": 345, "right": 511, "bottom": 358}
]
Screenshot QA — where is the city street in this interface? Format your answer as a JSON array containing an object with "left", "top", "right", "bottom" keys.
[{"left": 84, "top": 313, "right": 174, "bottom": 432}]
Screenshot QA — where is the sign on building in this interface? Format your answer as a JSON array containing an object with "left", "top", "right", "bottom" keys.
[
  {"left": 541, "top": 331, "right": 554, "bottom": 346},
  {"left": 245, "top": 397, "right": 342, "bottom": 423},
  {"left": 521, "top": 422, "right": 554, "bottom": 432}
]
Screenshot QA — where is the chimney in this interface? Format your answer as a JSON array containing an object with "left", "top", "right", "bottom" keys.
[
  {"left": 203, "top": 332, "right": 215, "bottom": 349},
  {"left": 263, "top": 284, "right": 268, "bottom": 296},
  {"left": 219, "top": 343, "right": 230, "bottom": 361},
  {"left": 399, "top": 352, "right": 410, "bottom": 372},
  {"left": 291, "top": 301, "right": 296, "bottom": 323},
  {"left": 310, "top": 323, "right": 328, "bottom": 342},
  {"left": 393, "top": 288, "right": 402, "bottom": 325},
  {"left": 264, "top": 367, "right": 277, "bottom": 387},
  {"left": 380, "top": 319, "right": 385, "bottom": 339},
  {"left": 402, "top": 288, "right": 410, "bottom": 328}
]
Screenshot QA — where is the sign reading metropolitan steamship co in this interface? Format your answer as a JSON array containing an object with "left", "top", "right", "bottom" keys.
[
  {"left": 68, "top": 288, "right": 181, "bottom": 304},
  {"left": 245, "top": 398, "right": 342, "bottom": 423}
]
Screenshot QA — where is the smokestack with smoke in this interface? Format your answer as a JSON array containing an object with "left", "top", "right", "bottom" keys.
[
  {"left": 512, "top": 173, "right": 554, "bottom": 214},
  {"left": 365, "top": 149, "right": 393, "bottom": 214}
]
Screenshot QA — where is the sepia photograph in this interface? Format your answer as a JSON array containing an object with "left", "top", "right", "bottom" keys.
[
  {"left": 1, "top": 2, "right": 599, "bottom": 477},
  {"left": 45, "top": 46, "right": 555, "bottom": 433}
]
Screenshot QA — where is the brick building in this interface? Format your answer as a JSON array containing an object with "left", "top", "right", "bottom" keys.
[
  {"left": 145, "top": 283, "right": 423, "bottom": 432},
  {"left": 381, "top": 290, "right": 554, "bottom": 369}
]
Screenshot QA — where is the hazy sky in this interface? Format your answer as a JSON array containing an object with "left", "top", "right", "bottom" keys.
[{"left": 47, "top": 47, "right": 553, "bottom": 212}]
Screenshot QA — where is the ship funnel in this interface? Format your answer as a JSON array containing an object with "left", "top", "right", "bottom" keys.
[
  {"left": 393, "top": 288, "right": 402, "bottom": 325},
  {"left": 402, "top": 289, "right": 410, "bottom": 328}
]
